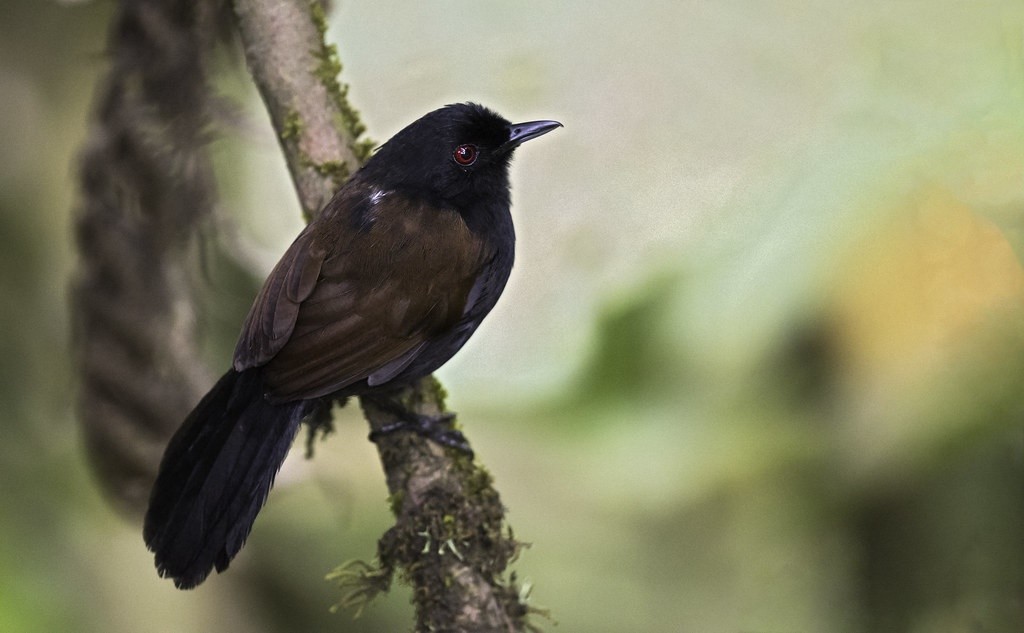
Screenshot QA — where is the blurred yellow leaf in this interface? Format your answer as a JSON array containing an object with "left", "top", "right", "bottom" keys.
[{"left": 833, "top": 186, "right": 1024, "bottom": 384}]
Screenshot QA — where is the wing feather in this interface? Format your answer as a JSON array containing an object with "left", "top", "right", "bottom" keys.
[
  {"left": 233, "top": 227, "right": 325, "bottom": 370},
  {"left": 236, "top": 192, "right": 491, "bottom": 401}
]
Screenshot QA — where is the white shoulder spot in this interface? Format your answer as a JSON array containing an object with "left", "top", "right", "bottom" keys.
[{"left": 369, "top": 188, "right": 391, "bottom": 206}]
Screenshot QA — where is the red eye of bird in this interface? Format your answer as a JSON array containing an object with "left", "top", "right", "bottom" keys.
[{"left": 453, "top": 144, "right": 478, "bottom": 166}]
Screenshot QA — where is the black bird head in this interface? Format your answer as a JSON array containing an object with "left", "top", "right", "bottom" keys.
[{"left": 361, "top": 103, "right": 561, "bottom": 212}]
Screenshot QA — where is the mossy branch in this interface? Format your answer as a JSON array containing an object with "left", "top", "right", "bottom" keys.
[
  {"left": 232, "top": 0, "right": 371, "bottom": 221},
  {"left": 231, "top": 1, "right": 533, "bottom": 630}
]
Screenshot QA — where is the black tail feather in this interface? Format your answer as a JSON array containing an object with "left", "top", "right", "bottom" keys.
[{"left": 143, "top": 368, "right": 309, "bottom": 589}]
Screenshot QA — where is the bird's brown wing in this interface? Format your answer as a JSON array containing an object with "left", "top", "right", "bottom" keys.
[
  {"left": 233, "top": 192, "right": 488, "bottom": 401},
  {"left": 233, "top": 224, "right": 326, "bottom": 370}
]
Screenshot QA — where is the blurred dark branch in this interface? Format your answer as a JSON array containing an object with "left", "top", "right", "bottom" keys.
[
  {"left": 71, "top": 0, "right": 229, "bottom": 514},
  {"left": 232, "top": 0, "right": 530, "bottom": 630}
]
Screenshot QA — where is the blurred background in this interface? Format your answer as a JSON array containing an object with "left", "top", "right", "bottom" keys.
[{"left": 2, "top": 0, "right": 1023, "bottom": 631}]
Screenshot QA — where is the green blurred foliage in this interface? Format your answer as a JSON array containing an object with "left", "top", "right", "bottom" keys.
[{"left": 2, "top": 1, "right": 1023, "bottom": 632}]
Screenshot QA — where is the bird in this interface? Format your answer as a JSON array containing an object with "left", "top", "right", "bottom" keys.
[{"left": 142, "top": 103, "right": 561, "bottom": 589}]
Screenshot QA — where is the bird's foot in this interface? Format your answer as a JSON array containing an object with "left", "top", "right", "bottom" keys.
[{"left": 364, "top": 396, "right": 473, "bottom": 457}]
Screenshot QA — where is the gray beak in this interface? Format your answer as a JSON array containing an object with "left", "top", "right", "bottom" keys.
[{"left": 501, "top": 120, "right": 563, "bottom": 152}]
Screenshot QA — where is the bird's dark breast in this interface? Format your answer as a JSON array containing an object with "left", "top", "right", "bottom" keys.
[{"left": 257, "top": 195, "right": 501, "bottom": 401}]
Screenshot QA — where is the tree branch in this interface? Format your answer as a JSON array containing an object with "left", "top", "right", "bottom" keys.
[
  {"left": 233, "top": 0, "right": 371, "bottom": 220},
  {"left": 231, "top": 1, "right": 531, "bottom": 630}
]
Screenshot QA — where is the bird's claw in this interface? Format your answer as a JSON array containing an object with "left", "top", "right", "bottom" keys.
[{"left": 368, "top": 409, "right": 473, "bottom": 458}]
